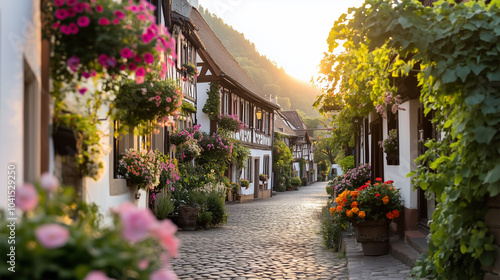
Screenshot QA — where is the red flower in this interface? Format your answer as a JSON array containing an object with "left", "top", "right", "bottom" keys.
[
  {"left": 375, "top": 193, "right": 380, "bottom": 197},
  {"left": 375, "top": 177, "right": 382, "bottom": 182},
  {"left": 385, "top": 180, "right": 394, "bottom": 184}
]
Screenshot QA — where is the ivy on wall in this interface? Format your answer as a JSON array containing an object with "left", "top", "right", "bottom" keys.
[
  {"left": 322, "top": 0, "right": 500, "bottom": 278},
  {"left": 202, "top": 82, "right": 220, "bottom": 120}
]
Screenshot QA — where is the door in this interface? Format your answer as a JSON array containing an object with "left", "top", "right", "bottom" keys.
[{"left": 370, "top": 118, "right": 384, "bottom": 181}]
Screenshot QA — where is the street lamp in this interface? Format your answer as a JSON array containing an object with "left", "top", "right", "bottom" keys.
[{"left": 256, "top": 109, "right": 262, "bottom": 120}]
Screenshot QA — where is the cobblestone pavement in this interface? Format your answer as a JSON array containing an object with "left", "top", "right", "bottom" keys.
[{"left": 171, "top": 181, "right": 348, "bottom": 279}]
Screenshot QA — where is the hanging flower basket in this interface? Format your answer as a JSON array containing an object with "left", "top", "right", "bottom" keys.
[{"left": 182, "top": 63, "right": 199, "bottom": 79}]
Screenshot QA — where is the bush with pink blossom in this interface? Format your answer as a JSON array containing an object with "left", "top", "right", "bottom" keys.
[
  {"left": 217, "top": 114, "right": 247, "bottom": 133},
  {"left": 0, "top": 173, "right": 179, "bottom": 280}
]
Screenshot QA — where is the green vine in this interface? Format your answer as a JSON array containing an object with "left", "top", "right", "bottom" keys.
[
  {"left": 325, "top": 0, "right": 500, "bottom": 278},
  {"left": 202, "top": 82, "right": 220, "bottom": 120}
]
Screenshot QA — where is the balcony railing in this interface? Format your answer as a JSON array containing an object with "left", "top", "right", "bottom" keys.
[{"left": 231, "top": 128, "right": 272, "bottom": 147}]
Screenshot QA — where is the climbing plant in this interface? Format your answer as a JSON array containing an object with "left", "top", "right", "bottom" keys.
[
  {"left": 202, "top": 82, "right": 220, "bottom": 120},
  {"left": 324, "top": 0, "right": 500, "bottom": 278}
]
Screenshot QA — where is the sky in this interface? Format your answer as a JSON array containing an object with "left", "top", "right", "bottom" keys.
[{"left": 197, "top": 0, "right": 366, "bottom": 83}]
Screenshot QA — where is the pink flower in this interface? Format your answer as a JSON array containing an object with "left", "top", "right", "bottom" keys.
[
  {"left": 67, "top": 56, "right": 79, "bottom": 72},
  {"left": 115, "top": 202, "right": 156, "bottom": 242},
  {"left": 83, "top": 270, "right": 115, "bottom": 280},
  {"left": 67, "top": 8, "right": 76, "bottom": 17},
  {"left": 78, "top": 88, "right": 88, "bottom": 95},
  {"left": 96, "top": 5, "right": 103, "bottom": 12},
  {"left": 60, "top": 24, "right": 71, "bottom": 35},
  {"left": 128, "top": 63, "right": 137, "bottom": 71},
  {"left": 114, "top": 10, "right": 126, "bottom": 19},
  {"left": 40, "top": 173, "right": 59, "bottom": 192},
  {"left": 55, "top": 9, "right": 69, "bottom": 20},
  {"left": 166, "top": 97, "right": 171, "bottom": 102},
  {"left": 77, "top": 16, "right": 90, "bottom": 27},
  {"left": 66, "top": 0, "right": 77, "bottom": 6},
  {"left": 82, "top": 71, "right": 90, "bottom": 79},
  {"left": 119, "top": 64, "right": 126, "bottom": 71},
  {"left": 98, "top": 54, "right": 108, "bottom": 65},
  {"left": 98, "top": 18, "right": 110, "bottom": 25},
  {"left": 144, "top": 53, "right": 154, "bottom": 64},
  {"left": 15, "top": 183, "right": 38, "bottom": 211},
  {"left": 35, "top": 224, "right": 69, "bottom": 249},
  {"left": 68, "top": 22, "right": 79, "bottom": 34},
  {"left": 120, "top": 47, "right": 133, "bottom": 59},
  {"left": 150, "top": 219, "right": 179, "bottom": 257},
  {"left": 138, "top": 259, "right": 149, "bottom": 270},
  {"left": 74, "top": 3, "right": 85, "bottom": 13},
  {"left": 142, "top": 33, "right": 154, "bottom": 44},
  {"left": 136, "top": 76, "right": 144, "bottom": 84},
  {"left": 136, "top": 67, "right": 146, "bottom": 77},
  {"left": 91, "top": 69, "right": 97, "bottom": 77},
  {"left": 133, "top": 54, "right": 142, "bottom": 63},
  {"left": 112, "top": 18, "right": 120, "bottom": 25},
  {"left": 52, "top": 22, "right": 60, "bottom": 29},
  {"left": 150, "top": 269, "right": 177, "bottom": 280},
  {"left": 54, "top": 0, "right": 65, "bottom": 7},
  {"left": 137, "top": 14, "right": 146, "bottom": 21}
]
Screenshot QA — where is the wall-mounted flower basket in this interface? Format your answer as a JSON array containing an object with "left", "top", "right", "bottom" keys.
[
  {"left": 182, "top": 63, "right": 199, "bottom": 79},
  {"left": 52, "top": 125, "right": 77, "bottom": 156}
]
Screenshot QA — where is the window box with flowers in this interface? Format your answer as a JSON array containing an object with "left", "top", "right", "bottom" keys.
[
  {"left": 217, "top": 114, "right": 247, "bottom": 133},
  {"left": 240, "top": 179, "right": 250, "bottom": 190},
  {"left": 379, "top": 129, "right": 399, "bottom": 165},
  {"left": 182, "top": 63, "right": 199, "bottom": 80},
  {"left": 331, "top": 178, "right": 402, "bottom": 256}
]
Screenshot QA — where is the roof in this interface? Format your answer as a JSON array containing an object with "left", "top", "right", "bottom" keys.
[
  {"left": 189, "top": 7, "right": 280, "bottom": 110},
  {"left": 282, "top": 111, "right": 307, "bottom": 131},
  {"left": 274, "top": 113, "right": 297, "bottom": 137}
]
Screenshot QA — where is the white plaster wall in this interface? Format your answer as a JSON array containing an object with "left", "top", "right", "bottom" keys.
[
  {"left": 82, "top": 120, "right": 136, "bottom": 221},
  {"left": 240, "top": 148, "right": 273, "bottom": 196},
  {"left": 196, "top": 82, "right": 211, "bottom": 132},
  {"left": 384, "top": 100, "right": 420, "bottom": 209},
  {"left": 0, "top": 0, "right": 41, "bottom": 209}
]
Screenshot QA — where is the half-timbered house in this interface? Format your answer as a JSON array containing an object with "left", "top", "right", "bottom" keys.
[{"left": 190, "top": 7, "right": 280, "bottom": 201}]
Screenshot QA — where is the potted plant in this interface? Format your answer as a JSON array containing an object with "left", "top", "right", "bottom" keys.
[
  {"left": 290, "top": 177, "right": 301, "bottom": 190},
  {"left": 379, "top": 129, "right": 399, "bottom": 164},
  {"left": 240, "top": 179, "right": 249, "bottom": 190},
  {"left": 182, "top": 63, "right": 199, "bottom": 79},
  {"left": 331, "top": 178, "right": 402, "bottom": 255},
  {"left": 118, "top": 149, "right": 166, "bottom": 190},
  {"left": 175, "top": 138, "right": 201, "bottom": 162},
  {"left": 231, "top": 182, "right": 241, "bottom": 201},
  {"left": 259, "top": 173, "right": 269, "bottom": 183},
  {"left": 178, "top": 189, "right": 206, "bottom": 231}
]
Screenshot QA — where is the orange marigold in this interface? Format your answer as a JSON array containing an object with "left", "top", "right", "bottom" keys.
[
  {"left": 329, "top": 207, "right": 335, "bottom": 215},
  {"left": 351, "top": 191, "right": 359, "bottom": 198},
  {"left": 351, "top": 201, "right": 358, "bottom": 208},
  {"left": 351, "top": 207, "right": 359, "bottom": 214},
  {"left": 392, "top": 210, "right": 400, "bottom": 218},
  {"left": 336, "top": 205, "right": 342, "bottom": 213},
  {"left": 382, "top": 195, "right": 389, "bottom": 205},
  {"left": 386, "top": 212, "right": 395, "bottom": 219},
  {"left": 358, "top": 211, "right": 366, "bottom": 218},
  {"left": 346, "top": 210, "right": 353, "bottom": 217}
]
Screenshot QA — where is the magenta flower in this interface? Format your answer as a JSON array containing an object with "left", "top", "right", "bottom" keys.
[
  {"left": 98, "top": 17, "right": 110, "bottom": 25},
  {"left": 68, "top": 22, "right": 79, "bottom": 34},
  {"left": 137, "top": 14, "right": 146, "bottom": 21},
  {"left": 120, "top": 47, "right": 133, "bottom": 59},
  {"left": 112, "top": 18, "right": 120, "bottom": 25},
  {"left": 115, "top": 202, "right": 157, "bottom": 242},
  {"left": 150, "top": 269, "right": 177, "bottom": 280},
  {"left": 98, "top": 54, "right": 108, "bottom": 65},
  {"left": 55, "top": 9, "right": 69, "bottom": 20},
  {"left": 74, "top": 3, "right": 85, "bottom": 13},
  {"left": 67, "top": 56, "right": 79, "bottom": 72},
  {"left": 52, "top": 22, "right": 60, "bottom": 29},
  {"left": 135, "top": 67, "right": 146, "bottom": 77},
  {"left": 96, "top": 5, "right": 103, "bottom": 12},
  {"left": 114, "top": 10, "right": 126, "bottom": 19},
  {"left": 35, "top": 224, "right": 69, "bottom": 249},
  {"left": 82, "top": 71, "right": 90, "bottom": 79},
  {"left": 166, "top": 97, "right": 172, "bottom": 102},
  {"left": 144, "top": 53, "right": 154, "bottom": 64},
  {"left": 133, "top": 54, "right": 142, "bottom": 63},
  {"left": 60, "top": 25, "right": 71, "bottom": 35},
  {"left": 40, "top": 173, "right": 59, "bottom": 192},
  {"left": 119, "top": 64, "right": 126, "bottom": 71},
  {"left": 83, "top": 270, "right": 115, "bottom": 280},
  {"left": 54, "top": 0, "right": 65, "bottom": 7},
  {"left": 128, "top": 63, "right": 137, "bottom": 71},
  {"left": 142, "top": 33, "right": 153, "bottom": 44},
  {"left": 66, "top": 0, "right": 77, "bottom": 6},
  {"left": 77, "top": 16, "right": 90, "bottom": 27},
  {"left": 78, "top": 88, "right": 88, "bottom": 95},
  {"left": 15, "top": 183, "right": 38, "bottom": 211},
  {"left": 67, "top": 8, "right": 76, "bottom": 17}
]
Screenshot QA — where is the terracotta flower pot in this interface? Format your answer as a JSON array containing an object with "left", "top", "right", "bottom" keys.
[
  {"left": 178, "top": 206, "right": 200, "bottom": 231},
  {"left": 353, "top": 219, "right": 391, "bottom": 256}
]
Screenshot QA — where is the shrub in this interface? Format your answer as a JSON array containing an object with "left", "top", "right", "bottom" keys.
[
  {"left": 154, "top": 192, "right": 175, "bottom": 220},
  {"left": 329, "top": 164, "right": 371, "bottom": 195},
  {"left": 206, "top": 190, "right": 227, "bottom": 226},
  {"left": 291, "top": 177, "right": 301, "bottom": 187},
  {"left": 321, "top": 204, "right": 347, "bottom": 251},
  {"left": 197, "top": 211, "right": 213, "bottom": 228},
  {"left": 339, "top": 155, "right": 355, "bottom": 173}
]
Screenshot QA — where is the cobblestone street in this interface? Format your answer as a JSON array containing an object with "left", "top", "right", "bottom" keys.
[{"left": 171, "top": 182, "right": 348, "bottom": 279}]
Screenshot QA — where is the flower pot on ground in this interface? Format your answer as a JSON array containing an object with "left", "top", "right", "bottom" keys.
[
  {"left": 331, "top": 177, "right": 402, "bottom": 256},
  {"left": 290, "top": 177, "right": 301, "bottom": 190},
  {"left": 177, "top": 206, "right": 200, "bottom": 231}
]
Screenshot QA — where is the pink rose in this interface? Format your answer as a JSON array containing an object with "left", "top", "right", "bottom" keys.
[
  {"left": 150, "top": 269, "right": 178, "bottom": 280},
  {"left": 144, "top": 53, "right": 154, "bottom": 64},
  {"left": 150, "top": 220, "right": 179, "bottom": 257},
  {"left": 40, "top": 173, "right": 59, "bottom": 192},
  {"left": 35, "top": 224, "right": 69, "bottom": 249},
  {"left": 83, "top": 270, "right": 115, "bottom": 280},
  {"left": 16, "top": 183, "right": 39, "bottom": 211},
  {"left": 77, "top": 16, "right": 90, "bottom": 27},
  {"left": 115, "top": 202, "right": 156, "bottom": 242}
]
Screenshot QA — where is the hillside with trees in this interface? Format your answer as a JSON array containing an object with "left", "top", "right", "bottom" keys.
[{"left": 199, "top": 7, "right": 321, "bottom": 116}]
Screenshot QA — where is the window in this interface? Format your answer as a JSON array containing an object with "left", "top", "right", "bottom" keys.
[
  {"left": 264, "top": 112, "right": 270, "bottom": 134},
  {"left": 263, "top": 155, "right": 270, "bottom": 177},
  {"left": 386, "top": 109, "right": 399, "bottom": 165},
  {"left": 233, "top": 95, "right": 239, "bottom": 116}
]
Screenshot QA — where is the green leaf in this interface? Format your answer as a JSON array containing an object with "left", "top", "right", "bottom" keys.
[
  {"left": 455, "top": 65, "right": 470, "bottom": 83},
  {"left": 479, "top": 30, "right": 496, "bottom": 43},
  {"left": 441, "top": 70, "right": 457, "bottom": 83},
  {"left": 484, "top": 163, "right": 500, "bottom": 183},
  {"left": 398, "top": 16, "right": 412, "bottom": 29},
  {"left": 444, "top": 119, "right": 453, "bottom": 128},
  {"left": 474, "top": 126, "right": 496, "bottom": 144},
  {"left": 465, "top": 92, "right": 485, "bottom": 106}
]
